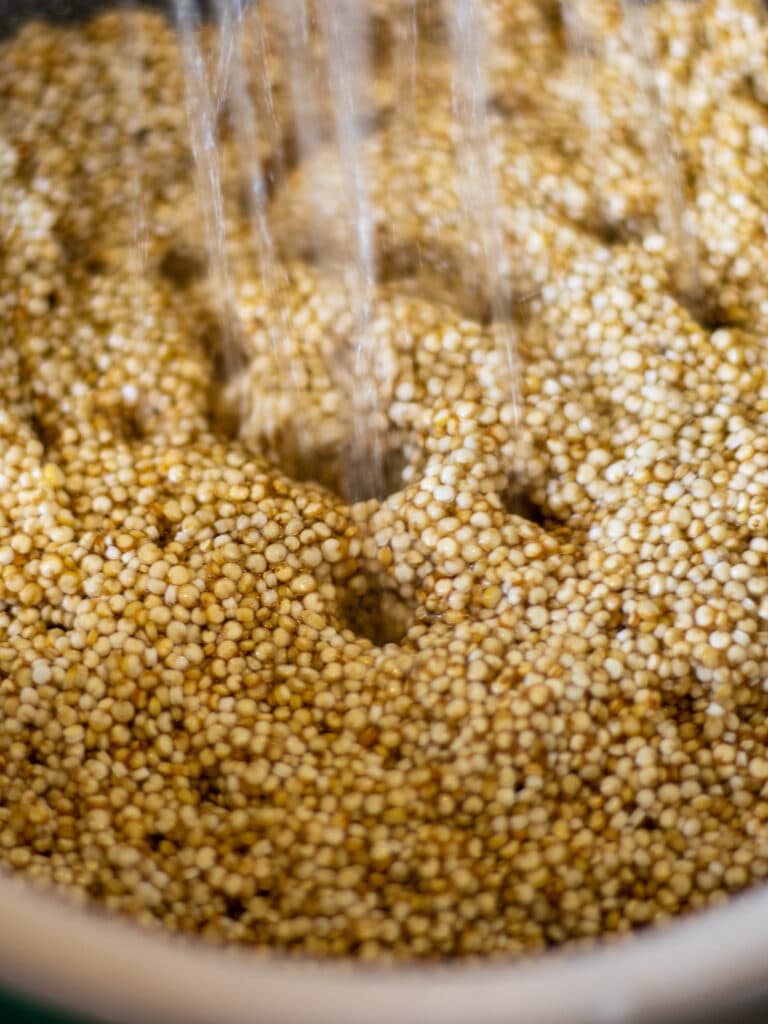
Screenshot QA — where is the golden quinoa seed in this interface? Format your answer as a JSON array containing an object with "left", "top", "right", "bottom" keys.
[{"left": 1, "top": 0, "right": 768, "bottom": 960}]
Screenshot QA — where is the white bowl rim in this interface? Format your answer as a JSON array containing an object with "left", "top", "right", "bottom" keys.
[{"left": 0, "top": 871, "right": 767, "bottom": 1023}]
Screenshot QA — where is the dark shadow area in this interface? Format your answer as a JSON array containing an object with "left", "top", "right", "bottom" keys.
[
  {"left": 224, "top": 897, "right": 247, "bottom": 921},
  {"left": 27, "top": 411, "right": 52, "bottom": 453},
  {"left": 336, "top": 570, "right": 414, "bottom": 646},
  {"left": 159, "top": 243, "right": 207, "bottom": 290},
  {"left": 503, "top": 486, "right": 547, "bottom": 527},
  {"left": 675, "top": 284, "right": 738, "bottom": 334},
  {"left": 335, "top": 442, "right": 408, "bottom": 505},
  {"left": 201, "top": 318, "right": 250, "bottom": 448},
  {"left": 146, "top": 832, "right": 165, "bottom": 852}
]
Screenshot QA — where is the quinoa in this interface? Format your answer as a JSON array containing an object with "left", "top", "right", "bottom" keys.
[{"left": 1, "top": 0, "right": 768, "bottom": 959}]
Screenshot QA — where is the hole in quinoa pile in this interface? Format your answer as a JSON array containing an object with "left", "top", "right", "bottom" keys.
[
  {"left": 502, "top": 485, "right": 547, "bottom": 527},
  {"left": 335, "top": 567, "right": 415, "bottom": 646},
  {"left": 159, "top": 242, "right": 208, "bottom": 289}
]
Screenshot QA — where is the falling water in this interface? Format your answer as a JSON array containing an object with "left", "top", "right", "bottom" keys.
[
  {"left": 120, "top": 3, "right": 150, "bottom": 280},
  {"left": 390, "top": 0, "right": 423, "bottom": 285},
  {"left": 167, "top": 0, "right": 702, "bottom": 504},
  {"left": 210, "top": 0, "right": 302, "bottom": 461},
  {"left": 281, "top": 0, "right": 330, "bottom": 259},
  {"left": 241, "top": 1, "right": 285, "bottom": 191},
  {"left": 619, "top": 0, "right": 701, "bottom": 307},
  {"left": 393, "top": 1, "right": 419, "bottom": 124},
  {"left": 117, "top": 0, "right": 159, "bottom": 410},
  {"left": 560, "top": 0, "right": 603, "bottom": 152},
  {"left": 174, "top": 0, "right": 243, "bottom": 385},
  {"left": 449, "top": 0, "right": 521, "bottom": 424},
  {"left": 209, "top": 2, "right": 237, "bottom": 122},
  {"left": 314, "top": 0, "right": 384, "bottom": 502}
]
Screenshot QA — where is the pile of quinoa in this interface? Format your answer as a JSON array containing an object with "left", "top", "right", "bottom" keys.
[{"left": 1, "top": 0, "right": 768, "bottom": 959}]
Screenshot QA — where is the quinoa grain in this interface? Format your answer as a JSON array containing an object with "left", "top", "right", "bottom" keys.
[{"left": 0, "top": 0, "right": 767, "bottom": 961}]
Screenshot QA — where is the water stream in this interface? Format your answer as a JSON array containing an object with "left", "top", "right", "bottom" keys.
[
  {"left": 315, "top": 0, "right": 384, "bottom": 502},
  {"left": 620, "top": 0, "right": 701, "bottom": 307},
  {"left": 174, "top": 0, "right": 243, "bottom": 388},
  {"left": 165, "top": 0, "right": 700, "bottom": 502},
  {"left": 211, "top": 0, "right": 302, "bottom": 461},
  {"left": 449, "top": 0, "right": 521, "bottom": 424}
]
